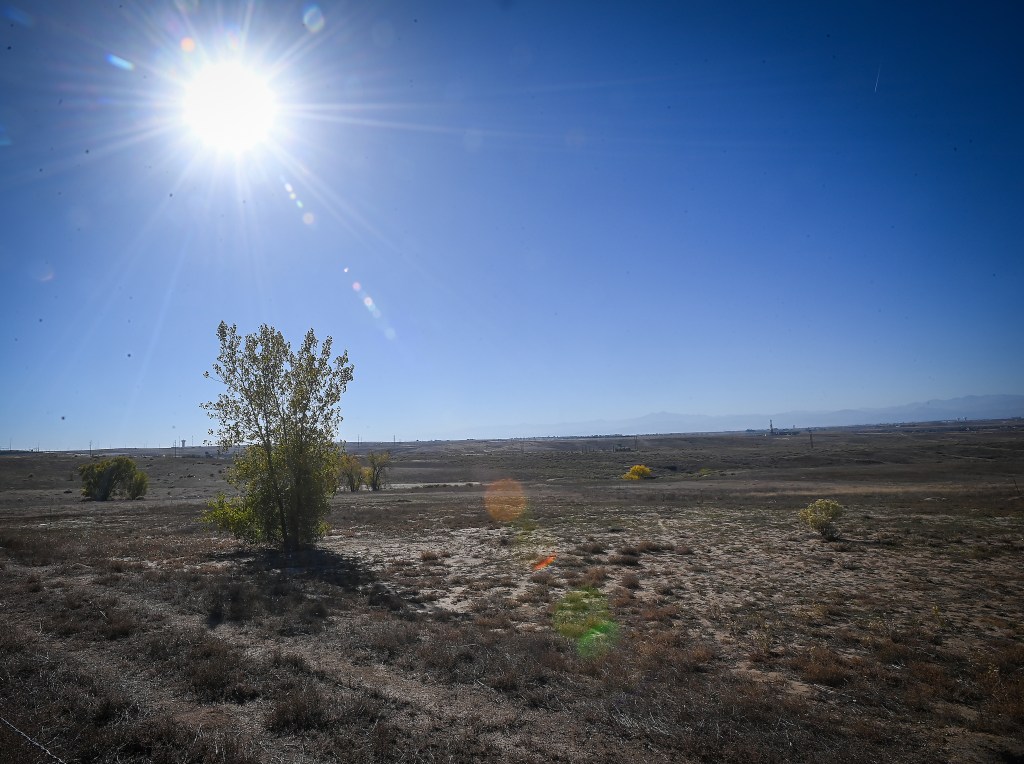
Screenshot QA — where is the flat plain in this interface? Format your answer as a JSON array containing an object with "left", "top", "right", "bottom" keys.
[{"left": 1, "top": 422, "right": 1022, "bottom": 763}]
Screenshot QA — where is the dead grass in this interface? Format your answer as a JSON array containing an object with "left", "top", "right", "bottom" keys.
[{"left": 2, "top": 427, "right": 1023, "bottom": 762}]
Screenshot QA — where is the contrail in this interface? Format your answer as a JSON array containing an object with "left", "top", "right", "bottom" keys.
[{"left": 874, "top": 64, "right": 881, "bottom": 93}]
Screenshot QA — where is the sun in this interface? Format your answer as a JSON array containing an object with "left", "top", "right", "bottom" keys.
[{"left": 182, "top": 62, "right": 278, "bottom": 153}]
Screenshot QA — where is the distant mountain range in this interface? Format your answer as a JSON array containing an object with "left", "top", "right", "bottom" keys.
[{"left": 455, "top": 395, "right": 1024, "bottom": 439}]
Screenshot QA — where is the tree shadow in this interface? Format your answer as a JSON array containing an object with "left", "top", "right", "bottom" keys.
[
  {"left": 205, "top": 544, "right": 418, "bottom": 620},
  {"left": 239, "top": 546, "right": 374, "bottom": 591}
]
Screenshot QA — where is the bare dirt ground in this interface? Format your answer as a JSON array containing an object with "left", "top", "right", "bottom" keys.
[{"left": 1, "top": 422, "right": 1023, "bottom": 762}]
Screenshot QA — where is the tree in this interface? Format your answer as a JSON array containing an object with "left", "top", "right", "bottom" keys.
[
  {"left": 200, "top": 322, "right": 353, "bottom": 550},
  {"left": 78, "top": 456, "right": 148, "bottom": 500},
  {"left": 364, "top": 450, "right": 391, "bottom": 491},
  {"left": 337, "top": 453, "right": 364, "bottom": 493}
]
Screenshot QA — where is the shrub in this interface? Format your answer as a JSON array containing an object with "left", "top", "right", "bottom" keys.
[
  {"left": 127, "top": 470, "right": 148, "bottom": 499},
  {"left": 622, "top": 464, "right": 653, "bottom": 481},
  {"left": 78, "top": 456, "right": 148, "bottom": 501},
  {"left": 799, "top": 498, "right": 844, "bottom": 540}
]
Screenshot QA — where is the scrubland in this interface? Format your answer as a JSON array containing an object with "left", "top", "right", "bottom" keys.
[{"left": 1, "top": 423, "right": 1022, "bottom": 762}]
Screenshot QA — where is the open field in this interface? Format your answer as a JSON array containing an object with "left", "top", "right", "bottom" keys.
[{"left": 2, "top": 422, "right": 1023, "bottom": 762}]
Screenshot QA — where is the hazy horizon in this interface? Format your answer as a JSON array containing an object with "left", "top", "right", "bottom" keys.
[
  {"left": 2, "top": 2, "right": 1022, "bottom": 450},
  {"left": 7, "top": 392, "right": 1022, "bottom": 452}
]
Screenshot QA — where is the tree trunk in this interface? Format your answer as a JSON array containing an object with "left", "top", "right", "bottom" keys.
[{"left": 261, "top": 442, "right": 290, "bottom": 551}]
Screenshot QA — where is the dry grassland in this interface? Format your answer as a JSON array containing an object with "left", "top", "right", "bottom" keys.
[{"left": 1, "top": 423, "right": 1023, "bottom": 762}]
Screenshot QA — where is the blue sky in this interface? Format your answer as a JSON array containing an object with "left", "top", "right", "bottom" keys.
[{"left": 1, "top": 0, "right": 1022, "bottom": 449}]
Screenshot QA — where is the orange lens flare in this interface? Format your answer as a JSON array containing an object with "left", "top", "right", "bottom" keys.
[
  {"left": 532, "top": 554, "right": 557, "bottom": 571},
  {"left": 484, "top": 478, "right": 527, "bottom": 522}
]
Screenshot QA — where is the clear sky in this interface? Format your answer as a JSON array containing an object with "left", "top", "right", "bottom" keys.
[{"left": 1, "top": 0, "right": 1022, "bottom": 450}]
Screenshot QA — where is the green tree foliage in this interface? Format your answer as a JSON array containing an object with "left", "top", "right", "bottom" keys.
[
  {"left": 799, "top": 498, "right": 844, "bottom": 541},
  {"left": 364, "top": 450, "right": 391, "bottom": 491},
  {"left": 337, "top": 453, "right": 363, "bottom": 493},
  {"left": 78, "top": 456, "right": 148, "bottom": 501},
  {"left": 200, "top": 322, "right": 353, "bottom": 550}
]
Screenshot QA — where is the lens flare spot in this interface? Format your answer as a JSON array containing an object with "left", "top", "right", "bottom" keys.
[
  {"left": 363, "top": 296, "right": 373, "bottom": 308},
  {"left": 4, "top": 7, "right": 34, "bottom": 28},
  {"left": 352, "top": 282, "right": 361, "bottom": 291},
  {"left": 303, "top": 5, "right": 325, "bottom": 34},
  {"left": 533, "top": 554, "right": 557, "bottom": 571},
  {"left": 106, "top": 53, "right": 135, "bottom": 71},
  {"left": 302, "top": 212, "right": 315, "bottom": 225},
  {"left": 578, "top": 621, "right": 620, "bottom": 657},
  {"left": 485, "top": 478, "right": 527, "bottom": 522},
  {"left": 553, "top": 589, "right": 618, "bottom": 657},
  {"left": 385, "top": 328, "right": 397, "bottom": 340},
  {"left": 180, "top": 37, "right": 196, "bottom": 53}
]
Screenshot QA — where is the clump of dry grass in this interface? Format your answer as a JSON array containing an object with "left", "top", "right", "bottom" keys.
[
  {"left": 529, "top": 569, "right": 554, "bottom": 586},
  {"left": 609, "top": 551, "right": 641, "bottom": 566},
  {"left": 144, "top": 628, "right": 262, "bottom": 702},
  {"left": 790, "top": 645, "right": 852, "bottom": 687},
  {"left": 266, "top": 681, "right": 333, "bottom": 732},
  {"left": 639, "top": 603, "right": 677, "bottom": 623},
  {"left": 581, "top": 566, "right": 608, "bottom": 587}
]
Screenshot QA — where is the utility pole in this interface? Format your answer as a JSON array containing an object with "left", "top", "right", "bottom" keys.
[
  {"left": 809, "top": 430, "right": 814, "bottom": 449},
  {"left": 769, "top": 419, "right": 775, "bottom": 436}
]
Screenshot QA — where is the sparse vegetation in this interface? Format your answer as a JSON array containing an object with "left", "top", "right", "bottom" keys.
[{"left": 3, "top": 424, "right": 1023, "bottom": 762}]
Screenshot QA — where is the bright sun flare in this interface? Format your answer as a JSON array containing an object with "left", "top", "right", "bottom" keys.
[{"left": 183, "top": 62, "right": 277, "bottom": 152}]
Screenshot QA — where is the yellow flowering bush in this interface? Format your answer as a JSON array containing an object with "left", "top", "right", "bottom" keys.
[{"left": 622, "top": 464, "right": 653, "bottom": 480}]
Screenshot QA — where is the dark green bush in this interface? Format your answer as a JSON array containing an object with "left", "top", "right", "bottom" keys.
[{"left": 78, "top": 457, "right": 148, "bottom": 501}]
